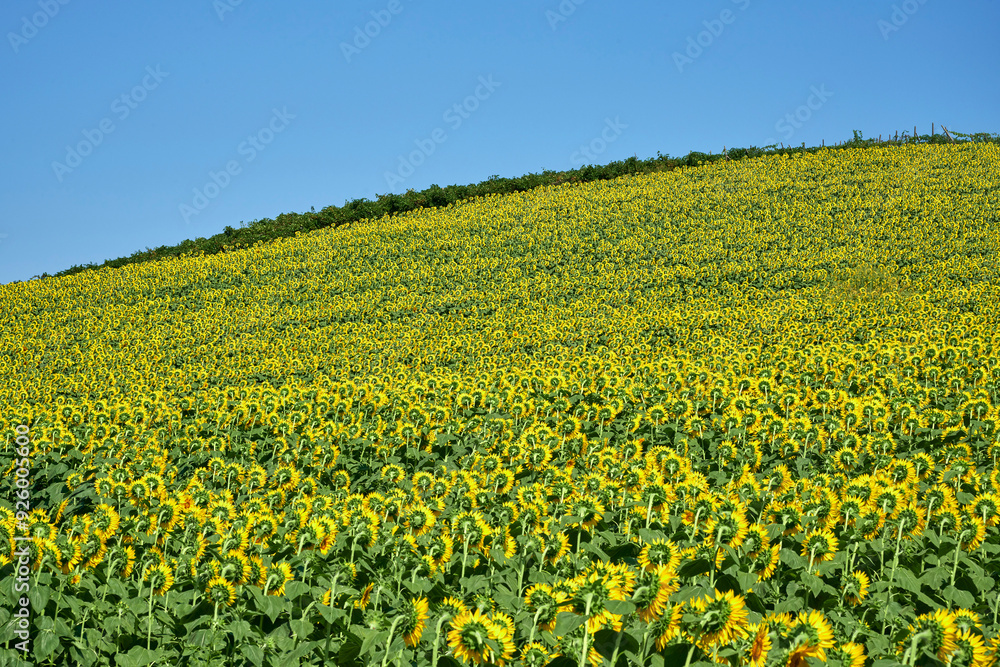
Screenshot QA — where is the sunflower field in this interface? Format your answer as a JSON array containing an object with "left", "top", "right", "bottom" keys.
[{"left": 2, "top": 142, "right": 1000, "bottom": 666}]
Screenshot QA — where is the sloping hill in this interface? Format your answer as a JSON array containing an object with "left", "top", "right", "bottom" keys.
[{"left": 1, "top": 142, "right": 998, "bottom": 665}]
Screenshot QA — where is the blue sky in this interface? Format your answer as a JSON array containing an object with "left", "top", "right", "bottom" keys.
[{"left": 1, "top": 0, "right": 998, "bottom": 284}]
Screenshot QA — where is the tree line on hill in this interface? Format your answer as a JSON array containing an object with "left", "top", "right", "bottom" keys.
[{"left": 26, "top": 129, "right": 999, "bottom": 282}]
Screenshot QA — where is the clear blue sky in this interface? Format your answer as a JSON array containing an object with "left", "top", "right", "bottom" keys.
[{"left": 1, "top": 0, "right": 998, "bottom": 284}]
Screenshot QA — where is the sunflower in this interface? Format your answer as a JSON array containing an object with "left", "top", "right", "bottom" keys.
[
  {"left": 57, "top": 537, "right": 82, "bottom": 573},
  {"left": 637, "top": 539, "right": 682, "bottom": 572},
  {"left": 856, "top": 508, "right": 885, "bottom": 540},
  {"left": 541, "top": 530, "right": 570, "bottom": 565},
  {"left": 952, "top": 628, "right": 990, "bottom": 667},
  {"left": 972, "top": 492, "right": 1000, "bottom": 527},
  {"left": 786, "top": 610, "right": 835, "bottom": 663},
  {"left": 570, "top": 497, "right": 605, "bottom": 531},
  {"left": 751, "top": 544, "right": 781, "bottom": 581},
  {"left": 800, "top": 528, "right": 838, "bottom": 568},
  {"left": 703, "top": 510, "right": 748, "bottom": 552},
  {"left": 960, "top": 516, "right": 987, "bottom": 551},
  {"left": 898, "top": 609, "right": 958, "bottom": 663},
  {"left": 438, "top": 596, "right": 468, "bottom": 619},
  {"left": 746, "top": 623, "right": 772, "bottom": 667},
  {"left": 398, "top": 596, "right": 429, "bottom": 647},
  {"left": 648, "top": 602, "right": 684, "bottom": 651},
  {"left": 571, "top": 569, "right": 629, "bottom": 634},
  {"left": 78, "top": 534, "right": 108, "bottom": 570},
  {"left": 892, "top": 503, "right": 926, "bottom": 539},
  {"left": 842, "top": 571, "right": 870, "bottom": 606},
  {"left": 121, "top": 545, "right": 136, "bottom": 579},
  {"left": 447, "top": 608, "right": 500, "bottom": 666},
  {"left": 145, "top": 561, "right": 174, "bottom": 596},
  {"left": 952, "top": 609, "right": 980, "bottom": 633},
  {"left": 487, "top": 612, "right": 516, "bottom": 665},
  {"left": 91, "top": 504, "right": 121, "bottom": 540},
  {"left": 205, "top": 576, "right": 237, "bottom": 607},
  {"left": 452, "top": 511, "right": 491, "bottom": 552},
  {"left": 519, "top": 642, "right": 550, "bottom": 667},
  {"left": 523, "top": 584, "right": 568, "bottom": 632},
  {"left": 631, "top": 563, "right": 676, "bottom": 622},
  {"left": 686, "top": 589, "right": 749, "bottom": 647},
  {"left": 220, "top": 549, "right": 251, "bottom": 584},
  {"left": 767, "top": 501, "right": 804, "bottom": 537},
  {"left": 353, "top": 582, "right": 374, "bottom": 609},
  {"left": 266, "top": 562, "right": 293, "bottom": 596},
  {"left": 931, "top": 506, "right": 963, "bottom": 536},
  {"left": 741, "top": 524, "right": 771, "bottom": 559},
  {"left": 828, "top": 642, "right": 866, "bottom": 667},
  {"left": 426, "top": 531, "right": 454, "bottom": 569}
]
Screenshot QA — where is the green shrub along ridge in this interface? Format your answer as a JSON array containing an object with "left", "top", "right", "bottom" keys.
[{"left": 27, "top": 128, "right": 998, "bottom": 283}]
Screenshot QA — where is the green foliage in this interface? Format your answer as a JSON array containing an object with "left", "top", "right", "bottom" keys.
[{"left": 28, "top": 128, "right": 999, "bottom": 284}]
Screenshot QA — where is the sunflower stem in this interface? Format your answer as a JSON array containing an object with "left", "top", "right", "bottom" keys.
[
  {"left": 461, "top": 535, "right": 470, "bottom": 581},
  {"left": 578, "top": 596, "right": 593, "bottom": 667},
  {"left": 902, "top": 629, "right": 933, "bottom": 666},
  {"left": 682, "top": 633, "right": 700, "bottom": 667},
  {"left": 430, "top": 613, "right": 452, "bottom": 667},
  {"left": 147, "top": 582, "right": 155, "bottom": 651},
  {"left": 381, "top": 616, "right": 405, "bottom": 667},
  {"left": 322, "top": 576, "right": 340, "bottom": 659},
  {"left": 886, "top": 522, "right": 904, "bottom": 608},
  {"left": 607, "top": 612, "right": 632, "bottom": 667},
  {"left": 948, "top": 540, "right": 962, "bottom": 608}
]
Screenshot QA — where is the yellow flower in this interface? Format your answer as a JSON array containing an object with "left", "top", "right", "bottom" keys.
[
  {"left": 267, "top": 562, "right": 293, "bottom": 596},
  {"left": 828, "top": 642, "right": 866, "bottom": 667},
  {"left": 843, "top": 571, "right": 870, "bottom": 606},
  {"left": 399, "top": 596, "right": 429, "bottom": 647},
  {"left": 899, "top": 609, "right": 958, "bottom": 663},
  {"left": 637, "top": 539, "right": 682, "bottom": 572},
  {"left": 205, "top": 576, "right": 236, "bottom": 607},
  {"left": 747, "top": 623, "right": 772, "bottom": 667},
  {"left": 800, "top": 528, "right": 838, "bottom": 567},
  {"left": 952, "top": 628, "right": 990, "bottom": 667},
  {"left": 353, "top": 582, "right": 374, "bottom": 609},
  {"left": 787, "top": 610, "right": 835, "bottom": 662},
  {"left": 633, "top": 564, "right": 678, "bottom": 622},
  {"left": 447, "top": 608, "right": 499, "bottom": 666},
  {"left": 145, "top": 562, "right": 174, "bottom": 596},
  {"left": 687, "top": 589, "right": 749, "bottom": 647}
]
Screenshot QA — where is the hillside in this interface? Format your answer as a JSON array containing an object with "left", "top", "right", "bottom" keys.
[{"left": 1, "top": 142, "right": 999, "bottom": 666}]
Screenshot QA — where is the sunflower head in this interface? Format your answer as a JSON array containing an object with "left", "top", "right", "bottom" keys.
[
  {"left": 686, "top": 589, "right": 750, "bottom": 647},
  {"left": 842, "top": 570, "right": 870, "bottom": 606},
  {"left": 900, "top": 609, "right": 958, "bottom": 662},
  {"left": 633, "top": 564, "right": 678, "bottom": 622},
  {"left": 638, "top": 539, "right": 682, "bottom": 572},
  {"left": 145, "top": 561, "right": 174, "bottom": 596},
  {"left": 398, "top": 596, "right": 429, "bottom": 648},
  {"left": 519, "top": 642, "right": 551, "bottom": 667},
  {"left": 205, "top": 576, "right": 236, "bottom": 607}
]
